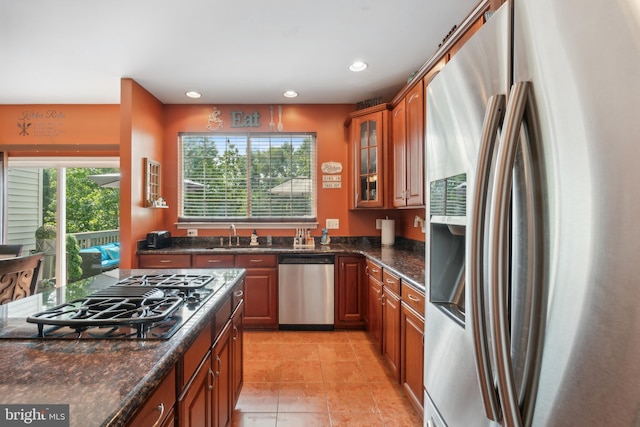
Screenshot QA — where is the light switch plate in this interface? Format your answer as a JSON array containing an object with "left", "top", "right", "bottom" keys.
[
  {"left": 326, "top": 219, "right": 339, "bottom": 229},
  {"left": 187, "top": 229, "right": 198, "bottom": 236},
  {"left": 376, "top": 219, "right": 382, "bottom": 230}
]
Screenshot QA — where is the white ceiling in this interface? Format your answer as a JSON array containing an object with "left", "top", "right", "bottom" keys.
[{"left": 0, "top": 0, "right": 478, "bottom": 105}]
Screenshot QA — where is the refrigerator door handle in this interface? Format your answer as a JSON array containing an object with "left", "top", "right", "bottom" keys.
[
  {"left": 470, "top": 93, "right": 505, "bottom": 422},
  {"left": 489, "top": 81, "right": 532, "bottom": 427}
]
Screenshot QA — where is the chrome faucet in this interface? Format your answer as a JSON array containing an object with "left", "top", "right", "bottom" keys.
[{"left": 229, "top": 224, "right": 238, "bottom": 246}]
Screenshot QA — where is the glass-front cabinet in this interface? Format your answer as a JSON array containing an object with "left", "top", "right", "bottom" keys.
[{"left": 350, "top": 105, "right": 390, "bottom": 208}]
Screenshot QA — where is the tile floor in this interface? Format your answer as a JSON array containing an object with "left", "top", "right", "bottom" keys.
[{"left": 232, "top": 329, "right": 423, "bottom": 427}]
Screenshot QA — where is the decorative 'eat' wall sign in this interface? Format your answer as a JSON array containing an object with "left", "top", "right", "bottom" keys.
[
  {"left": 230, "top": 111, "right": 260, "bottom": 128},
  {"left": 206, "top": 107, "right": 265, "bottom": 131}
]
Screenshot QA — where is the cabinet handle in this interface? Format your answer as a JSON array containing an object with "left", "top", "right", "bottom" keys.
[
  {"left": 233, "top": 325, "right": 238, "bottom": 340},
  {"left": 160, "top": 260, "right": 172, "bottom": 263},
  {"left": 249, "top": 259, "right": 263, "bottom": 263},
  {"left": 151, "top": 403, "right": 165, "bottom": 427},
  {"left": 234, "top": 290, "right": 244, "bottom": 298},
  {"left": 371, "top": 268, "right": 380, "bottom": 273},
  {"left": 208, "top": 259, "right": 222, "bottom": 263},
  {"left": 216, "top": 355, "right": 222, "bottom": 376},
  {"left": 385, "top": 278, "right": 396, "bottom": 285},
  {"left": 208, "top": 368, "right": 215, "bottom": 390},
  {"left": 381, "top": 294, "right": 386, "bottom": 306},
  {"left": 407, "top": 294, "right": 420, "bottom": 302}
]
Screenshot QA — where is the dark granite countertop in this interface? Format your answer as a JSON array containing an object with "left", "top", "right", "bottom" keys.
[
  {"left": 139, "top": 236, "right": 426, "bottom": 292},
  {"left": 0, "top": 268, "right": 246, "bottom": 427}
]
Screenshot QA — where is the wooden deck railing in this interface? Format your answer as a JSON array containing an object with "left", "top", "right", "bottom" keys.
[{"left": 72, "top": 230, "right": 119, "bottom": 248}]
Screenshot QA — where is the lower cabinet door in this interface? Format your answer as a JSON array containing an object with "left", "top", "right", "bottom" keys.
[
  {"left": 178, "top": 352, "right": 213, "bottom": 427},
  {"left": 401, "top": 302, "right": 425, "bottom": 415},
  {"left": 213, "top": 322, "right": 232, "bottom": 427},
  {"left": 231, "top": 301, "right": 245, "bottom": 407},
  {"left": 242, "top": 268, "right": 277, "bottom": 328},
  {"left": 368, "top": 278, "right": 383, "bottom": 352},
  {"left": 382, "top": 288, "right": 401, "bottom": 382}
]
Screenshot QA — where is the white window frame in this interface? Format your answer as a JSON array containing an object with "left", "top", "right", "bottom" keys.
[{"left": 176, "top": 133, "right": 318, "bottom": 231}]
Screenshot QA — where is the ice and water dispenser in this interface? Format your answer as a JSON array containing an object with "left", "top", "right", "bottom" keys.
[{"left": 429, "top": 173, "right": 467, "bottom": 325}]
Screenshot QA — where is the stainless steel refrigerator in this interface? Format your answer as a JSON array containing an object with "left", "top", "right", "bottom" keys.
[{"left": 424, "top": 1, "right": 640, "bottom": 426}]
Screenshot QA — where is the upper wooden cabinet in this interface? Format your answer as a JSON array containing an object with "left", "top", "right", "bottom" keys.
[
  {"left": 391, "top": 100, "right": 407, "bottom": 207},
  {"left": 392, "top": 83, "right": 424, "bottom": 207},
  {"left": 349, "top": 104, "right": 391, "bottom": 209}
]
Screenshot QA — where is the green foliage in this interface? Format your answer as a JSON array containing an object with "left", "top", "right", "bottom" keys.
[
  {"left": 35, "top": 224, "right": 57, "bottom": 239},
  {"left": 65, "top": 234, "right": 83, "bottom": 281},
  {"left": 181, "top": 133, "right": 313, "bottom": 218},
  {"left": 43, "top": 168, "right": 120, "bottom": 233}
]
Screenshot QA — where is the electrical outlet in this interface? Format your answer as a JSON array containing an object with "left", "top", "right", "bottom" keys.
[
  {"left": 326, "top": 219, "right": 339, "bottom": 229},
  {"left": 376, "top": 219, "right": 382, "bottom": 230},
  {"left": 187, "top": 229, "right": 198, "bottom": 237}
]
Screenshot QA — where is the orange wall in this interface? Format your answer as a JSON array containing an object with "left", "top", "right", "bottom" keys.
[
  {"left": 119, "top": 78, "right": 165, "bottom": 268},
  {"left": 0, "top": 83, "right": 425, "bottom": 262},
  {"left": 162, "top": 103, "right": 384, "bottom": 239},
  {"left": 0, "top": 104, "right": 119, "bottom": 155}
]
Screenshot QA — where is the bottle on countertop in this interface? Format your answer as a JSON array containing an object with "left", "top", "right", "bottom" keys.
[{"left": 250, "top": 229, "right": 259, "bottom": 246}]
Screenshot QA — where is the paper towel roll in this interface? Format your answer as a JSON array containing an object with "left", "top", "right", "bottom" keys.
[{"left": 381, "top": 219, "right": 395, "bottom": 247}]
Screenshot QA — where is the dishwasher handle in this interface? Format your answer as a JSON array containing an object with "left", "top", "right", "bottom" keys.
[{"left": 278, "top": 254, "right": 335, "bottom": 264}]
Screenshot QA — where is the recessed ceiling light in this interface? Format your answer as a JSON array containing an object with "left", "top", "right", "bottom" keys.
[
  {"left": 349, "top": 61, "right": 368, "bottom": 72},
  {"left": 283, "top": 90, "right": 298, "bottom": 98},
  {"left": 185, "top": 91, "right": 202, "bottom": 99}
]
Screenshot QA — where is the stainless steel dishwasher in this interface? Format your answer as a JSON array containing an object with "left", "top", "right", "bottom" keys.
[{"left": 278, "top": 254, "right": 335, "bottom": 330}]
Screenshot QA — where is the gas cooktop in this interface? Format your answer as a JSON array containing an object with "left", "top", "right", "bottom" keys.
[{"left": 24, "top": 273, "right": 222, "bottom": 340}]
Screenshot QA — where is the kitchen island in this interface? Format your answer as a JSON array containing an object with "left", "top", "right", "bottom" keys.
[{"left": 0, "top": 268, "right": 246, "bottom": 427}]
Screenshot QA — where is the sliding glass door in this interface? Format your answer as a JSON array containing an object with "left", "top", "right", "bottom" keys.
[{"left": 4, "top": 157, "right": 119, "bottom": 288}]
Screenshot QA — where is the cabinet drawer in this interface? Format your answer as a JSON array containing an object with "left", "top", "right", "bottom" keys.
[
  {"left": 401, "top": 283, "right": 425, "bottom": 317},
  {"left": 366, "top": 259, "right": 383, "bottom": 282},
  {"left": 236, "top": 254, "right": 277, "bottom": 268},
  {"left": 382, "top": 270, "right": 401, "bottom": 294},
  {"left": 128, "top": 365, "right": 176, "bottom": 427},
  {"left": 139, "top": 254, "right": 191, "bottom": 268},
  {"left": 193, "top": 254, "right": 235, "bottom": 268}
]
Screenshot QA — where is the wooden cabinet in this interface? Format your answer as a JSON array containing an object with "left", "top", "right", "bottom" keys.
[
  {"left": 405, "top": 83, "right": 425, "bottom": 206},
  {"left": 193, "top": 254, "right": 235, "bottom": 268},
  {"left": 138, "top": 254, "right": 191, "bottom": 268},
  {"left": 179, "top": 351, "right": 213, "bottom": 426},
  {"left": 382, "top": 285, "right": 401, "bottom": 382},
  {"left": 231, "top": 299, "right": 244, "bottom": 407},
  {"left": 401, "top": 300, "right": 425, "bottom": 416},
  {"left": 349, "top": 104, "right": 391, "bottom": 208},
  {"left": 392, "top": 99, "right": 407, "bottom": 207},
  {"left": 236, "top": 254, "right": 278, "bottom": 329},
  {"left": 393, "top": 83, "right": 425, "bottom": 207},
  {"left": 212, "top": 322, "right": 232, "bottom": 427},
  {"left": 128, "top": 366, "right": 176, "bottom": 427},
  {"left": 335, "top": 255, "right": 366, "bottom": 328},
  {"left": 368, "top": 278, "right": 383, "bottom": 352},
  {"left": 177, "top": 281, "right": 244, "bottom": 427}
]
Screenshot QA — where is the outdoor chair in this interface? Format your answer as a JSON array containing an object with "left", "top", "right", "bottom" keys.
[
  {"left": 0, "top": 253, "right": 44, "bottom": 304},
  {"left": 0, "top": 244, "right": 23, "bottom": 259}
]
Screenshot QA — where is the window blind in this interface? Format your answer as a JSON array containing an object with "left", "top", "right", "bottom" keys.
[{"left": 178, "top": 132, "right": 316, "bottom": 221}]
